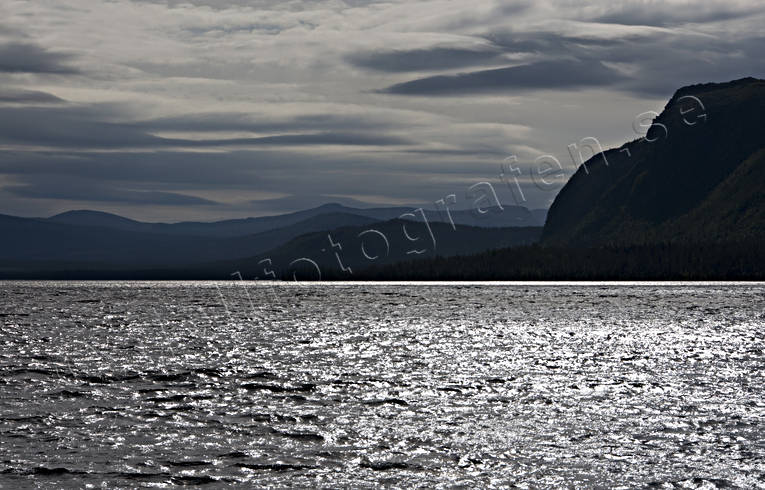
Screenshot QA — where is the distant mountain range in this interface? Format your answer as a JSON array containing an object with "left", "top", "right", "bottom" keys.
[
  {"left": 0, "top": 211, "right": 376, "bottom": 267},
  {"left": 46, "top": 202, "right": 547, "bottom": 237},
  {"left": 0, "top": 203, "right": 546, "bottom": 278}
]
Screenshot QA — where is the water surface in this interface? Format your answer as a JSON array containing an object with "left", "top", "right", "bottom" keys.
[{"left": 1, "top": 282, "right": 764, "bottom": 487}]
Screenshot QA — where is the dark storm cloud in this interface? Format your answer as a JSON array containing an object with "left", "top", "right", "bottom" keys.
[
  {"left": 379, "top": 59, "right": 627, "bottom": 95},
  {"left": 0, "top": 105, "right": 412, "bottom": 149},
  {"left": 0, "top": 143, "right": 493, "bottom": 212},
  {"left": 0, "top": 147, "right": 477, "bottom": 190},
  {"left": 0, "top": 43, "right": 78, "bottom": 74},
  {"left": 0, "top": 151, "right": 236, "bottom": 207},
  {"left": 400, "top": 147, "right": 508, "bottom": 157},
  {"left": 138, "top": 112, "right": 400, "bottom": 133},
  {"left": 6, "top": 181, "right": 219, "bottom": 205},
  {"left": 0, "top": 89, "right": 66, "bottom": 104},
  {"left": 0, "top": 105, "right": 176, "bottom": 149},
  {"left": 189, "top": 133, "right": 412, "bottom": 147},
  {"left": 347, "top": 29, "right": 612, "bottom": 75},
  {"left": 347, "top": 47, "right": 505, "bottom": 72},
  {"left": 0, "top": 149, "right": 264, "bottom": 187},
  {"left": 484, "top": 31, "right": 624, "bottom": 54},
  {"left": 594, "top": 4, "right": 765, "bottom": 27},
  {"left": 375, "top": 29, "right": 765, "bottom": 98},
  {"left": 0, "top": 145, "right": 420, "bottom": 213}
]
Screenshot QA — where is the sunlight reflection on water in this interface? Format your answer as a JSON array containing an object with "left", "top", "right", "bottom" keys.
[{"left": 1, "top": 282, "right": 764, "bottom": 487}]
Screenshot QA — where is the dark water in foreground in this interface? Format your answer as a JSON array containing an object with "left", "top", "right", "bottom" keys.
[{"left": 1, "top": 282, "right": 764, "bottom": 488}]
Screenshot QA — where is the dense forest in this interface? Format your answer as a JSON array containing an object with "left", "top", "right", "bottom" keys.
[{"left": 346, "top": 242, "right": 764, "bottom": 280}]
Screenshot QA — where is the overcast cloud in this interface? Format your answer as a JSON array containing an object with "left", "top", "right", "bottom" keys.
[{"left": 0, "top": 0, "right": 764, "bottom": 220}]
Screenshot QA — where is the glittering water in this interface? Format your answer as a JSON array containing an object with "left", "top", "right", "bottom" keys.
[{"left": 1, "top": 282, "right": 764, "bottom": 488}]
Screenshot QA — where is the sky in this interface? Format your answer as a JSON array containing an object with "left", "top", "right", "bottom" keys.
[{"left": 1, "top": 0, "right": 764, "bottom": 221}]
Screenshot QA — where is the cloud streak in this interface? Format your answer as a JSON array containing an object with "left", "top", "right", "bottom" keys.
[
  {"left": 379, "top": 59, "right": 628, "bottom": 95},
  {"left": 347, "top": 46, "right": 506, "bottom": 73},
  {"left": 593, "top": 1, "right": 765, "bottom": 27},
  {"left": 0, "top": 105, "right": 413, "bottom": 149},
  {"left": 0, "top": 89, "right": 66, "bottom": 104},
  {"left": 7, "top": 183, "right": 219, "bottom": 206}
]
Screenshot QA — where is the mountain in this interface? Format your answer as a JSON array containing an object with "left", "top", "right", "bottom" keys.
[
  {"left": 0, "top": 212, "right": 378, "bottom": 269},
  {"left": 669, "top": 149, "right": 765, "bottom": 243},
  {"left": 45, "top": 204, "right": 374, "bottom": 238},
  {"left": 543, "top": 77, "right": 765, "bottom": 246},
  {"left": 0, "top": 208, "right": 543, "bottom": 278},
  {"left": 326, "top": 203, "right": 547, "bottom": 228},
  {"left": 44, "top": 202, "right": 547, "bottom": 238},
  {"left": 48, "top": 210, "right": 147, "bottom": 231},
  {"left": 205, "top": 220, "right": 542, "bottom": 280}
]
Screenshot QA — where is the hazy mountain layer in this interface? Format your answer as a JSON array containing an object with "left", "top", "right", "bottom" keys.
[
  {"left": 46, "top": 202, "right": 547, "bottom": 238},
  {"left": 0, "top": 212, "right": 377, "bottom": 268}
]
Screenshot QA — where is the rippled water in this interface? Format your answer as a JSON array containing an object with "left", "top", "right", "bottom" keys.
[{"left": 1, "top": 281, "right": 764, "bottom": 488}]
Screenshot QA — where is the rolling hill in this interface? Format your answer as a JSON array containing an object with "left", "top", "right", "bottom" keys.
[
  {"left": 0, "top": 212, "right": 378, "bottom": 269},
  {"left": 206, "top": 220, "right": 542, "bottom": 280}
]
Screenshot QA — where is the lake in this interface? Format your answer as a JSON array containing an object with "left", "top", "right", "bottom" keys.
[{"left": 1, "top": 282, "right": 764, "bottom": 487}]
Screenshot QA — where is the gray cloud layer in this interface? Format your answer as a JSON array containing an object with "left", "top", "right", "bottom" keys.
[{"left": 0, "top": 0, "right": 764, "bottom": 220}]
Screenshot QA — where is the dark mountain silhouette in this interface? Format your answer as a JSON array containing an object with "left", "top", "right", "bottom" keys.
[
  {"left": 184, "top": 220, "right": 542, "bottom": 280},
  {"left": 45, "top": 204, "right": 374, "bottom": 237},
  {"left": 326, "top": 203, "right": 548, "bottom": 228},
  {"left": 0, "top": 212, "right": 377, "bottom": 269},
  {"left": 0, "top": 215, "right": 541, "bottom": 279},
  {"left": 48, "top": 210, "right": 146, "bottom": 230},
  {"left": 543, "top": 77, "right": 765, "bottom": 246},
  {"left": 0, "top": 205, "right": 543, "bottom": 278}
]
